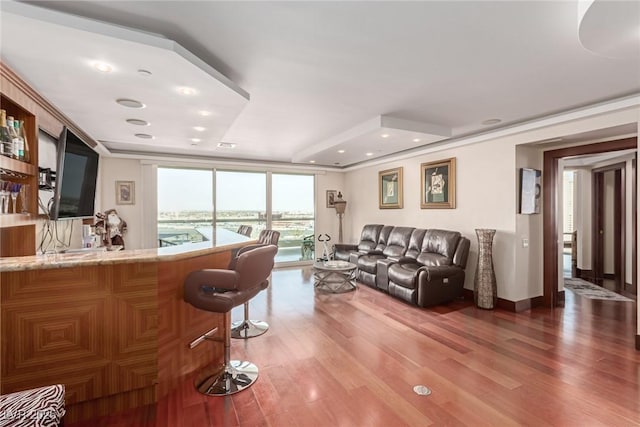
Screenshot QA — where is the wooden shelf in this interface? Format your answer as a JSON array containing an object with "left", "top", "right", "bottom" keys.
[
  {"left": 0, "top": 213, "right": 37, "bottom": 229},
  {"left": 0, "top": 155, "right": 37, "bottom": 178}
]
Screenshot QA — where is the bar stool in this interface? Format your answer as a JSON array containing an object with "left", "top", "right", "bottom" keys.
[
  {"left": 184, "top": 245, "right": 277, "bottom": 396},
  {"left": 229, "top": 230, "right": 280, "bottom": 339}
]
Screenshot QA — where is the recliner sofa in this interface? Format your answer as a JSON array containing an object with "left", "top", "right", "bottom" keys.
[{"left": 334, "top": 224, "right": 470, "bottom": 307}]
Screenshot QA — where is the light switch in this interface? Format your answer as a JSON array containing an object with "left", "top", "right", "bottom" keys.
[{"left": 522, "top": 238, "right": 529, "bottom": 248}]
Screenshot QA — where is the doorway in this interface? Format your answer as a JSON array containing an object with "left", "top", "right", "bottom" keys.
[{"left": 543, "top": 137, "right": 637, "bottom": 307}]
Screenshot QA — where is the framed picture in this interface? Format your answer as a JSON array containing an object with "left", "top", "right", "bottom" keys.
[
  {"left": 326, "top": 190, "right": 337, "bottom": 208},
  {"left": 519, "top": 168, "right": 541, "bottom": 214},
  {"left": 378, "top": 167, "right": 403, "bottom": 209},
  {"left": 420, "top": 157, "right": 456, "bottom": 209},
  {"left": 115, "top": 180, "right": 135, "bottom": 205}
]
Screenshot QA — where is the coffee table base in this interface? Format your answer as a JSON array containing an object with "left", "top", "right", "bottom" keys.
[{"left": 314, "top": 269, "right": 357, "bottom": 293}]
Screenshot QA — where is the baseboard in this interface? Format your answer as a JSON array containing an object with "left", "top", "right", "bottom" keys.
[
  {"left": 603, "top": 273, "right": 615, "bottom": 280},
  {"left": 636, "top": 335, "right": 640, "bottom": 351},
  {"left": 462, "top": 289, "right": 546, "bottom": 312},
  {"left": 625, "top": 281, "right": 637, "bottom": 294},
  {"left": 576, "top": 268, "right": 594, "bottom": 281}
]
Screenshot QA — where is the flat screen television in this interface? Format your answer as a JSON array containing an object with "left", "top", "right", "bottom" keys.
[{"left": 49, "top": 126, "right": 99, "bottom": 220}]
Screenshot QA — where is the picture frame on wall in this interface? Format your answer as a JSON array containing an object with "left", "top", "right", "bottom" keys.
[
  {"left": 378, "top": 167, "right": 403, "bottom": 209},
  {"left": 116, "top": 180, "right": 135, "bottom": 205},
  {"left": 519, "top": 168, "right": 541, "bottom": 214},
  {"left": 420, "top": 157, "right": 456, "bottom": 209},
  {"left": 326, "top": 190, "right": 337, "bottom": 208}
]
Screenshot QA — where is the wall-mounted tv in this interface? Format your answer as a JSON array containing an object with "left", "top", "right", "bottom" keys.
[{"left": 49, "top": 126, "right": 99, "bottom": 220}]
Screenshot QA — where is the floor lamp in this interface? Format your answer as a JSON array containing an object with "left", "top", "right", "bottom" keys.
[{"left": 334, "top": 192, "right": 347, "bottom": 243}]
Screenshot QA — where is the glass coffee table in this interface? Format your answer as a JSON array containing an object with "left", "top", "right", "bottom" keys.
[{"left": 313, "top": 260, "right": 357, "bottom": 293}]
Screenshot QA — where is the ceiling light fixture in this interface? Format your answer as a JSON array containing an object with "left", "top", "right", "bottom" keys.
[
  {"left": 126, "top": 118, "right": 149, "bottom": 126},
  {"left": 178, "top": 87, "right": 196, "bottom": 95},
  {"left": 338, "top": 149, "right": 345, "bottom": 154},
  {"left": 217, "top": 142, "right": 236, "bottom": 148},
  {"left": 198, "top": 110, "right": 212, "bottom": 116},
  {"left": 381, "top": 133, "right": 390, "bottom": 138},
  {"left": 193, "top": 126, "right": 206, "bottom": 132},
  {"left": 92, "top": 61, "right": 113, "bottom": 73},
  {"left": 482, "top": 118, "right": 502, "bottom": 125},
  {"left": 116, "top": 98, "right": 145, "bottom": 109},
  {"left": 190, "top": 138, "right": 201, "bottom": 143},
  {"left": 309, "top": 160, "right": 316, "bottom": 163},
  {"left": 413, "top": 138, "right": 421, "bottom": 143},
  {"left": 134, "top": 133, "right": 154, "bottom": 139},
  {"left": 366, "top": 152, "right": 374, "bottom": 156}
]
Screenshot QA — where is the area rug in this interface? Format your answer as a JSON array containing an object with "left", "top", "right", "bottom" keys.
[{"left": 564, "top": 278, "right": 633, "bottom": 302}]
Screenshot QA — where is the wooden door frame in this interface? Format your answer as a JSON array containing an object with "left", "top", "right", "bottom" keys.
[
  {"left": 592, "top": 163, "right": 626, "bottom": 287},
  {"left": 543, "top": 137, "right": 637, "bottom": 307}
]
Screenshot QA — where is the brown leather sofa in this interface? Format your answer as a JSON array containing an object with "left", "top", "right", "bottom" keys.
[{"left": 334, "top": 224, "right": 470, "bottom": 307}]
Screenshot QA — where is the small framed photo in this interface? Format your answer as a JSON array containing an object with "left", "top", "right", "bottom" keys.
[
  {"left": 519, "top": 168, "right": 541, "bottom": 214},
  {"left": 378, "top": 167, "right": 403, "bottom": 209},
  {"left": 326, "top": 190, "right": 337, "bottom": 208},
  {"left": 420, "top": 157, "right": 456, "bottom": 209},
  {"left": 116, "top": 180, "right": 135, "bottom": 205}
]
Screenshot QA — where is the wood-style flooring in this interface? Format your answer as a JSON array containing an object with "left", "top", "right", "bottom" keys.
[{"left": 68, "top": 266, "right": 639, "bottom": 426}]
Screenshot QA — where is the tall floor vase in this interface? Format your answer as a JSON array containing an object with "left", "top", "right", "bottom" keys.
[{"left": 474, "top": 229, "right": 497, "bottom": 309}]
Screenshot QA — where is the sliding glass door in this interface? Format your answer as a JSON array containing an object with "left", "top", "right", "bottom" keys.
[
  {"left": 272, "top": 173, "right": 315, "bottom": 262},
  {"left": 157, "top": 167, "right": 315, "bottom": 263}
]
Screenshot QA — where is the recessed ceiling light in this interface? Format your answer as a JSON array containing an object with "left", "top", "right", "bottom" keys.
[
  {"left": 309, "top": 160, "right": 316, "bottom": 164},
  {"left": 116, "top": 98, "right": 145, "bottom": 109},
  {"left": 413, "top": 138, "right": 421, "bottom": 143},
  {"left": 126, "top": 119, "right": 149, "bottom": 126},
  {"left": 137, "top": 69, "right": 152, "bottom": 76},
  {"left": 482, "top": 118, "right": 502, "bottom": 125},
  {"left": 217, "top": 142, "right": 236, "bottom": 148},
  {"left": 135, "top": 133, "right": 154, "bottom": 139},
  {"left": 190, "top": 138, "right": 201, "bottom": 143},
  {"left": 381, "top": 133, "right": 390, "bottom": 138},
  {"left": 338, "top": 149, "right": 345, "bottom": 154},
  {"left": 366, "top": 152, "right": 374, "bottom": 156},
  {"left": 92, "top": 61, "right": 113, "bottom": 73},
  {"left": 178, "top": 87, "right": 196, "bottom": 95},
  {"left": 198, "top": 110, "right": 212, "bottom": 116},
  {"left": 193, "top": 126, "right": 206, "bottom": 132}
]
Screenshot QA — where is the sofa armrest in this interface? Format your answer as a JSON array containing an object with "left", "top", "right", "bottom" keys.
[
  {"left": 397, "top": 256, "right": 416, "bottom": 264},
  {"left": 333, "top": 243, "right": 358, "bottom": 251},
  {"left": 419, "top": 265, "right": 464, "bottom": 282}
]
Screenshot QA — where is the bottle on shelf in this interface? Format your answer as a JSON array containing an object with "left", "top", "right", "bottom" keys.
[
  {"left": 6, "top": 115, "right": 21, "bottom": 160},
  {"left": 0, "top": 109, "right": 14, "bottom": 158},
  {"left": 18, "top": 120, "right": 30, "bottom": 162},
  {"left": 13, "top": 120, "right": 25, "bottom": 161}
]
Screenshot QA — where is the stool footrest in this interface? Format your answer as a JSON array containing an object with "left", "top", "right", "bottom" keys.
[{"left": 189, "top": 326, "right": 219, "bottom": 349}]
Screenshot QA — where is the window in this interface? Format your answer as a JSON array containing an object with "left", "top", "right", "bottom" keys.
[{"left": 157, "top": 167, "right": 315, "bottom": 264}]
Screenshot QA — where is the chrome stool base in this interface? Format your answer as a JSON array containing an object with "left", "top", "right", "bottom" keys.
[
  {"left": 231, "top": 319, "right": 269, "bottom": 339},
  {"left": 195, "top": 360, "right": 259, "bottom": 396}
]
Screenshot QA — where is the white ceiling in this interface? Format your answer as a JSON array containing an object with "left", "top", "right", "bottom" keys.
[{"left": 1, "top": 0, "right": 639, "bottom": 168}]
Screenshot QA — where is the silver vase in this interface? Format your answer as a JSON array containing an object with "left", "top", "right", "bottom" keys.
[{"left": 474, "top": 229, "right": 497, "bottom": 309}]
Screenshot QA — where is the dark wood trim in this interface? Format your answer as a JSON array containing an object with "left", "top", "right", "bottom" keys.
[
  {"left": 593, "top": 170, "right": 604, "bottom": 285},
  {"left": 633, "top": 156, "right": 637, "bottom": 296},
  {"left": 636, "top": 335, "right": 640, "bottom": 351},
  {"left": 577, "top": 268, "right": 594, "bottom": 281},
  {"left": 543, "top": 137, "right": 637, "bottom": 308},
  {"left": 603, "top": 273, "right": 616, "bottom": 280},
  {"left": 462, "top": 289, "right": 546, "bottom": 312}
]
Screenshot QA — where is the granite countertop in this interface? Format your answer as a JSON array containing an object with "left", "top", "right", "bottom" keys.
[{"left": 0, "top": 234, "right": 255, "bottom": 272}]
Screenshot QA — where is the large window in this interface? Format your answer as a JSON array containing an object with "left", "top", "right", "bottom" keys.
[{"left": 157, "top": 167, "right": 315, "bottom": 263}]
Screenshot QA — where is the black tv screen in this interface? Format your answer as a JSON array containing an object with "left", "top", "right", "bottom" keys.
[{"left": 49, "top": 127, "right": 99, "bottom": 220}]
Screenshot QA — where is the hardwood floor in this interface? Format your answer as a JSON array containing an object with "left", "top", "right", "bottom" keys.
[{"left": 68, "top": 266, "right": 639, "bottom": 426}]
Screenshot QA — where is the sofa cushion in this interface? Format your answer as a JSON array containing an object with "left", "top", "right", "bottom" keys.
[
  {"left": 374, "top": 226, "right": 393, "bottom": 251},
  {"left": 357, "top": 254, "right": 383, "bottom": 274},
  {"left": 388, "top": 262, "right": 421, "bottom": 289},
  {"left": 357, "top": 224, "right": 384, "bottom": 252},
  {"left": 382, "top": 226, "right": 414, "bottom": 258},
  {"left": 404, "top": 228, "right": 426, "bottom": 260},
  {"left": 416, "top": 229, "right": 461, "bottom": 266}
]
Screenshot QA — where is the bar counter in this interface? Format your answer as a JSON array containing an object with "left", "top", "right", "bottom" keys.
[{"left": 0, "top": 236, "right": 252, "bottom": 423}]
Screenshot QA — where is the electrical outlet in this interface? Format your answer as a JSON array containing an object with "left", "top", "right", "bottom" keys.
[{"left": 522, "top": 238, "right": 529, "bottom": 248}]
